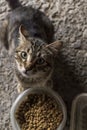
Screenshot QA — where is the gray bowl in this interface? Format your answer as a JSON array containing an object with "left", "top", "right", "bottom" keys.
[
  {"left": 70, "top": 93, "right": 87, "bottom": 130},
  {"left": 10, "top": 87, "right": 67, "bottom": 130}
]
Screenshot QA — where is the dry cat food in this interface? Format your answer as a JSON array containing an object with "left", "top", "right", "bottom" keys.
[{"left": 15, "top": 93, "right": 63, "bottom": 130}]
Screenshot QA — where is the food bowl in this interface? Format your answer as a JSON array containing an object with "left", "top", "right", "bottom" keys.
[
  {"left": 10, "top": 87, "right": 67, "bottom": 130},
  {"left": 70, "top": 93, "right": 87, "bottom": 130}
]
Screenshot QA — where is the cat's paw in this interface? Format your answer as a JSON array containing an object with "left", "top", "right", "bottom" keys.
[{"left": 17, "top": 84, "right": 24, "bottom": 93}]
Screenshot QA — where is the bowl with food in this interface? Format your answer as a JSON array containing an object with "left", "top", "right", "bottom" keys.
[{"left": 11, "top": 87, "right": 67, "bottom": 130}]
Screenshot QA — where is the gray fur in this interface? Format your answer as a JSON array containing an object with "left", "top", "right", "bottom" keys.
[{"left": 1, "top": 0, "right": 62, "bottom": 92}]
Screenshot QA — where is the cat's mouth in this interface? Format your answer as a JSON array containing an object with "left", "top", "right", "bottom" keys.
[
  {"left": 21, "top": 69, "right": 46, "bottom": 79},
  {"left": 21, "top": 69, "right": 35, "bottom": 78},
  {"left": 21, "top": 71, "right": 29, "bottom": 78}
]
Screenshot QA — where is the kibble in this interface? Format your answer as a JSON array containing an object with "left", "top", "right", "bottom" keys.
[{"left": 15, "top": 94, "right": 63, "bottom": 130}]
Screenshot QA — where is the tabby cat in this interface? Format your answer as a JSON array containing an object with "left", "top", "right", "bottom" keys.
[{"left": 1, "top": 0, "right": 62, "bottom": 92}]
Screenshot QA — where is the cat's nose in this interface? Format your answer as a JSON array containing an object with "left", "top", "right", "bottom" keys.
[{"left": 25, "top": 65, "right": 33, "bottom": 73}]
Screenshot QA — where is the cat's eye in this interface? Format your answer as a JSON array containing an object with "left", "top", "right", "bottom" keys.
[
  {"left": 21, "top": 51, "right": 27, "bottom": 59},
  {"left": 36, "top": 58, "right": 45, "bottom": 65}
]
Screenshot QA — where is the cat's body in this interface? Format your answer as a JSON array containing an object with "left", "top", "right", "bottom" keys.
[
  {"left": 1, "top": 0, "right": 62, "bottom": 92},
  {"left": 3, "top": 2, "right": 53, "bottom": 51}
]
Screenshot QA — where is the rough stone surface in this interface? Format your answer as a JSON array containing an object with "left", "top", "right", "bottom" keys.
[{"left": 0, "top": 0, "right": 87, "bottom": 130}]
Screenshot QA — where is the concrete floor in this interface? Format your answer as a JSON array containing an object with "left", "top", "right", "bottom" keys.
[{"left": 0, "top": 0, "right": 87, "bottom": 130}]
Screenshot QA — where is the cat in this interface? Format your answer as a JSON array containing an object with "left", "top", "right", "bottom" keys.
[{"left": 1, "top": 0, "right": 62, "bottom": 93}]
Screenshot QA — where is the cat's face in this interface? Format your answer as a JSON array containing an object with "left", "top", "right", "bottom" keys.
[
  {"left": 15, "top": 40, "right": 52, "bottom": 78},
  {"left": 15, "top": 26, "right": 62, "bottom": 79}
]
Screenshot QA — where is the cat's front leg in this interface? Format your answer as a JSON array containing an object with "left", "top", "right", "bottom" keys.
[
  {"left": 45, "top": 79, "right": 53, "bottom": 88},
  {"left": 17, "top": 83, "right": 24, "bottom": 93},
  {"left": 0, "top": 19, "right": 8, "bottom": 49}
]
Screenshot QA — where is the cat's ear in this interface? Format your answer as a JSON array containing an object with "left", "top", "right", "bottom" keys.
[
  {"left": 45, "top": 41, "right": 62, "bottom": 56},
  {"left": 19, "top": 25, "right": 29, "bottom": 42}
]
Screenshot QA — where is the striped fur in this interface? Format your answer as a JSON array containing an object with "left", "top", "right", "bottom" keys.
[{"left": 0, "top": 0, "right": 62, "bottom": 92}]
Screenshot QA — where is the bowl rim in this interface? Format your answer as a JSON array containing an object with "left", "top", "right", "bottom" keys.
[{"left": 10, "top": 87, "right": 67, "bottom": 130}]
